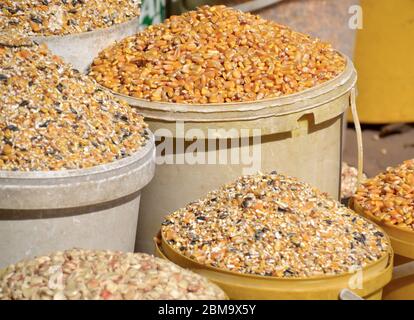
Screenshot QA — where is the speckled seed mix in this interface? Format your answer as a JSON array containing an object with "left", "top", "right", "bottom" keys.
[
  {"left": 162, "top": 172, "right": 389, "bottom": 277},
  {"left": 353, "top": 159, "right": 414, "bottom": 231},
  {"left": 0, "top": 40, "right": 148, "bottom": 171},
  {"left": 90, "top": 5, "right": 346, "bottom": 104},
  {"left": 0, "top": 249, "right": 227, "bottom": 300},
  {"left": 0, "top": 0, "right": 140, "bottom": 36}
]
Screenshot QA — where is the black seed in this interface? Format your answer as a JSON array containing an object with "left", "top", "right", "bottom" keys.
[
  {"left": 39, "top": 120, "right": 51, "bottom": 128},
  {"left": 179, "top": 246, "right": 185, "bottom": 251},
  {"left": 31, "top": 16, "right": 43, "bottom": 24},
  {"left": 283, "top": 269, "right": 295, "bottom": 277},
  {"left": 19, "top": 100, "right": 30, "bottom": 107},
  {"left": 7, "top": 7, "right": 20, "bottom": 14},
  {"left": 56, "top": 83, "right": 64, "bottom": 92},
  {"left": 41, "top": 0, "right": 50, "bottom": 5},
  {"left": 270, "top": 170, "right": 277, "bottom": 175},
  {"left": 254, "top": 230, "right": 264, "bottom": 241},
  {"left": 7, "top": 125, "right": 18, "bottom": 131},
  {"left": 0, "top": 74, "right": 8, "bottom": 81},
  {"left": 325, "top": 219, "right": 332, "bottom": 225},
  {"left": 122, "top": 132, "right": 131, "bottom": 140},
  {"left": 161, "top": 220, "right": 173, "bottom": 226},
  {"left": 374, "top": 231, "right": 384, "bottom": 238},
  {"left": 353, "top": 232, "right": 366, "bottom": 244},
  {"left": 219, "top": 213, "right": 227, "bottom": 219},
  {"left": 196, "top": 216, "right": 206, "bottom": 222}
]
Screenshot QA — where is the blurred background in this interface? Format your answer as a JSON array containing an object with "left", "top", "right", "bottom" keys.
[{"left": 139, "top": 0, "right": 414, "bottom": 176}]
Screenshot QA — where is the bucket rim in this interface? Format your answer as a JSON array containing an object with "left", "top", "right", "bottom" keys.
[
  {"left": 350, "top": 197, "right": 414, "bottom": 236},
  {"left": 0, "top": 130, "right": 154, "bottom": 180},
  {"left": 349, "top": 197, "right": 414, "bottom": 240},
  {"left": 29, "top": 16, "right": 140, "bottom": 42},
  {"left": 157, "top": 210, "right": 393, "bottom": 282},
  {"left": 106, "top": 53, "right": 356, "bottom": 115}
]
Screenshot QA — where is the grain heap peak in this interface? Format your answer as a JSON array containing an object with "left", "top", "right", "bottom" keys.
[
  {"left": 162, "top": 172, "right": 389, "bottom": 277},
  {"left": 91, "top": 5, "right": 346, "bottom": 104},
  {"left": 0, "top": 41, "right": 148, "bottom": 171}
]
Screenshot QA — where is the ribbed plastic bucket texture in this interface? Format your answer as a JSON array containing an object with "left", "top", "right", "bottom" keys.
[
  {"left": 154, "top": 231, "right": 393, "bottom": 300},
  {"left": 31, "top": 17, "right": 140, "bottom": 73},
  {"left": 350, "top": 198, "right": 414, "bottom": 300},
  {"left": 0, "top": 134, "right": 155, "bottom": 268},
  {"left": 112, "top": 55, "right": 357, "bottom": 253}
]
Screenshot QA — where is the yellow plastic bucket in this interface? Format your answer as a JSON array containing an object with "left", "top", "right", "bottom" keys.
[
  {"left": 350, "top": 198, "right": 414, "bottom": 300},
  {"left": 352, "top": 0, "right": 414, "bottom": 123},
  {"left": 154, "top": 231, "right": 393, "bottom": 300}
]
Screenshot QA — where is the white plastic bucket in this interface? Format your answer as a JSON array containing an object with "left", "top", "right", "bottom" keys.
[{"left": 0, "top": 134, "right": 155, "bottom": 268}]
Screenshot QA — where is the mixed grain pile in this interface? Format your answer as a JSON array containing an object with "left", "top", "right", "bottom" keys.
[
  {"left": 0, "top": 0, "right": 140, "bottom": 36},
  {"left": 0, "top": 249, "right": 226, "bottom": 300},
  {"left": 162, "top": 172, "right": 389, "bottom": 277},
  {"left": 353, "top": 159, "right": 414, "bottom": 231},
  {"left": 90, "top": 5, "right": 346, "bottom": 104},
  {"left": 0, "top": 40, "right": 148, "bottom": 171}
]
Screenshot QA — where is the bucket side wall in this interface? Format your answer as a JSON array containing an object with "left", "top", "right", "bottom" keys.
[
  {"left": 0, "top": 195, "right": 141, "bottom": 268},
  {"left": 31, "top": 17, "right": 140, "bottom": 72}
]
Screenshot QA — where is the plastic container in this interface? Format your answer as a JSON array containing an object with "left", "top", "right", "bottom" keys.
[
  {"left": 353, "top": 0, "right": 414, "bottom": 123},
  {"left": 111, "top": 55, "right": 356, "bottom": 253},
  {"left": 154, "top": 231, "right": 393, "bottom": 300},
  {"left": 30, "top": 17, "right": 140, "bottom": 73},
  {"left": 350, "top": 198, "right": 414, "bottom": 300},
  {"left": 0, "top": 134, "right": 155, "bottom": 268}
]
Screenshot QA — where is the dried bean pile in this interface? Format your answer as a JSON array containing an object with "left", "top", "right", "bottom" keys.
[
  {"left": 162, "top": 172, "right": 389, "bottom": 277},
  {"left": 0, "top": 249, "right": 226, "bottom": 300},
  {"left": 0, "top": 0, "right": 140, "bottom": 36},
  {"left": 353, "top": 159, "right": 414, "bottom": 231},
  {"left": 0, "top": 40, "right": 148, "bottom": 171},
  {"left": 90, "top": 5, "right": 346, "bottom": 104}
]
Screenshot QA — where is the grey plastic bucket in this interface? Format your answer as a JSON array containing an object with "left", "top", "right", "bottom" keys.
[
  {"left": 30, "top": 17, "right": 140, "bottom": 73},
  {"left": 111, "top": 55, "right": 357, "bottom": 253},
  {"left": 0, "top": 133, "right": 155, "bottom": 268}
]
